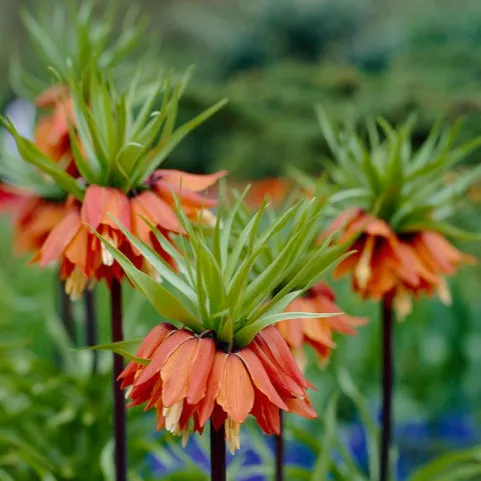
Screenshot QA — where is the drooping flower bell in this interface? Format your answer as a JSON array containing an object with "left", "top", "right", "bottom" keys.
[
  {"left": 120, "top": 324, "right": 315, "bottom": 453},
  {"left": 34, "top": 85, "right": 78, "bottom": 177},
  {"left": 330, "top": 208, "right": 475, "bottom": 316},
  {"left": 96, "top": 194, "right": 346, "bottom": 451},
  {"left": 242, "top": 177, "right": 292, "bottom": 209},
  {"left": 0, "top": 184, "right": 20, "bottom": 213},
  {"left": 277, "top": 281, "right": 367, "bottom": 369},
  {"left": 35, "top": 169, "right": 224, "bottom": 299},
  {"left": 311, "top": 110, "right": 481, "bottom": 316},
  {"left": 3, "top": 68, "right": 227, "bottom": 298},
  {"left": 13, "top": 196, "right": 67, "bottom": 255}
]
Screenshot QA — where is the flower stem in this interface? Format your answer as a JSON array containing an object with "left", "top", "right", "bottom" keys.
[
  {"left": 84, "top": 288, "right": 98, "bottom": 374},
  {"left": 380, "top": 294, "right": 394, "bottom": 481},
  {"left": 210, "top": 421, "right": 226, "bottom": 481},
  {"left": 110, "top": 279, "right": 126, "bottom": 481},
  {"left": 59, "top": 278, "right": 75, "bottom": 344},
  {"left": 275, "top": 411, "right": 284, "bottom": 481}
]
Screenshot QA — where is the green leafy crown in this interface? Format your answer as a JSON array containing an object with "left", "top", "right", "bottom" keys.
[
  {"left": 11, "top": 0, "right": 155, "bottom": 99},
  {"left": 312, "top": 107, "right": 481, "bottom": 237},
  {"left": 2, "top": 68, "right": 227, "bottom": 200},
  {"left": 97, "top": 189, "right": 344, "bottom": 348}
]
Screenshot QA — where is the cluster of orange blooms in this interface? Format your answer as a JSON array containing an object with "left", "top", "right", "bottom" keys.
[
  {"left": 330, "top": 208, "right": 475, "bottom": 317},
  {"left": 120, "top": 324, "right": 316, "bottom": 453},
  {"left": 245, "top": 179, "right": 475, "bottom": 320},
  {"left": 6, "top": 86, "right": 224, "bottom": 299}
]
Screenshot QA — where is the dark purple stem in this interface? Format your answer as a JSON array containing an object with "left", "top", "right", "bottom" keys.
[
  {"left": 275, "top": 411, "right": 284, "bottom": 481},
  {"left": 210, "top": 421, "right": 226, "bottom": 481},
  {"left": 84, "top": 288, "right": 98, "bottom": 374},
  {"left": 380, "top": 294, "right": 394, "bottom": 481},
  {"left": 111, "top": 280, "right": 126, "bottom": 481},
  {"left": 60, "top": 279, "right": 75, "bottom": 344}
]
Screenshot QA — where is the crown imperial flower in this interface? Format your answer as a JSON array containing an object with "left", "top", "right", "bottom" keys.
[
  {"left": 310, "top": 110, "right": 480, "bottom": 314},
  {"left": 120, "top": 324, "right": 315, "bottom": 454},
  {"left": 3, "top": 67, "right": 227, "bottom": 298},
  {"left": 95, "top": 194, "right": 346, "bottom": 450}
]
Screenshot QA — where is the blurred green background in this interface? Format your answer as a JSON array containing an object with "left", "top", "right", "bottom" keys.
[
  {"left": 2, "top": 0, "right": 481, "bottom": 479},
  {"left": 3, "top": 0, "right": 481, "bottom": 178}
]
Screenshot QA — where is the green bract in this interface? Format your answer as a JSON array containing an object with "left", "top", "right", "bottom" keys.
[
  {"left": 0, "top": 1, "right": 162, "bottom": 201},
  {"left": 0, "top": 139, "right": 66, "bottom": 201},
  {"left": 1, "top": 69, "right": 227, "bottom": 200},
  {"left": 314, "top": 108, "right": 481, "bottom": 236},
  {"left": 12, "top": 0, "right": 154, "bottom": 99},
  {"left": 96, "top": 190, "right": 344, "bottom": 347},
  {"left": 234, "top": 190, "right": 352, "bottom": 293}
]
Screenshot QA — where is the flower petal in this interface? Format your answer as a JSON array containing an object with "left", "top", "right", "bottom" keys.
[
  {"left": 35, "top": 84, "right": 69, "bottom": 108},
  {"left": 251, "top": 339, "right": 305, "bottom": 398},
  {"left": 161, "top": 338, "right": 198, "bottom": 407},
  {"left": 136, "top": 329, "right": 193, "bottom": 386},
  {"left": 155, "top": 169, "right": 227, "bottom": 192},
  {"left": 138, "top": 323, "right": 175, "bottom": 358},
  {"left": 81, "top": 186, "right": 131, "bottom": 231},
  {"left": 64, "top": 225, "right": 89, "bottom": 272},
  {"left": 131, "top": 190, "right": 184, "bottom": 235},
  {"left": 217, "top": 354, "right": 254, "bottom": 423},
  {"left": 81, "top": 185, "right": 109, "bottom": 229},
  {"left": 236, "top": 348, "right": 287, "bottom": 410},
  {"left": 197, "top": 352, "right": 227, "bottom": 428},
  {"left": 118, "top": 323, "right": 174, "bottom": 385},
  {"left": 285, "top": 397, "right": 317, "bottom": 419},
  {"left": 276, "top": 318, "right": 304, "bottom": 349},
  {"left": 186, "top": 338, "right": 216, "bottom": 405},
  {"left": 251, "top": 390, "right": 281, "bottom": 435},
  {"left": 254, "top": 326, "right": 309, "bottom": 391},
  {"left": 38, "top": 210, "right": 81, "bottom": 266},
  {"left": 155, "top": 180, "right": 218, "bottom": 208}
]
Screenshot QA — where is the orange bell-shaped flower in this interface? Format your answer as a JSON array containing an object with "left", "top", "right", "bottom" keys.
[{"left": 119, "top": 324, "right": 316, "bottom": 454}]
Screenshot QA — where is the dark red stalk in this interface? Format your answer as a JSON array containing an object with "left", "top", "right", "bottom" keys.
[
  {"left": 110, "top": 280, "right": 126, "bottom": 481},
  {"left": 380, "top": 293, "right": 394, "bottom": 481},
  {"left": 275, "top": 411, "right": 284, "bottom": 481},
  {"left": 84, "top": 288, "right": 98, "bottom": 374},
  {"left": 210, "top": 421, "right": 226, "bottom": 481},
  {"left": 59, "top": 279, "right": 75, "bottom": 344}
]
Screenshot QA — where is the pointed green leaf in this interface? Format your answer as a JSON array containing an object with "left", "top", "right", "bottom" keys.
[
  {"left": 1, "top": 117, "right": 84, "bottom": 199},
  {"left": 81, "top": 339, "right": 148, "bottom": 364},
  {"left": 94, "top": 231, "right": 202, "bottom": 330}
]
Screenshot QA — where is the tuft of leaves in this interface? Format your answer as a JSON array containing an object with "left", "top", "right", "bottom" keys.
[
  {"left": 11, "top": 0, "right": 155, "bottom": 99},
  {"left": 2, "top": 68, "right": 227, "bottom": 200},
  {"left": 97, "top": 189, "right": 345, "bottom": 347},
  {"left": 311, "top": 108, "right": 481, "bottom": 237}
]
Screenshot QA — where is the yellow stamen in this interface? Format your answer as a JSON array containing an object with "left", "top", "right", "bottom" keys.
[
  {"left": 181, "top": 426, "right": 190, "bottom": 447},
  {"left": 294, "top": 348, "right": 307, "bottom": 373},
  {"left": 198, "top": 209, "right": 217, "bottom": 227},
  {"left": 65, "top": 267, "right": 88, "bottom": 300},
  {"left": 225, "top": 418, "right": 241, "bottom": 454},
  {"left": 101, "top": 234, "right": 117, "bottom": 266},
  {"left": 355, "top": 236, "right": 374, "bottom": 290},
  {"left": 437, "top": 277, "right": 452, "bottom": 305},
  {"left": 125, "top": 386, "right": 133, "bottom": 400},
  {"left": 393, "top": 288, "right": 412, "bottom": 321},
  {"left": 163, "top": 401, "right": 183, "bottom": 434}
]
